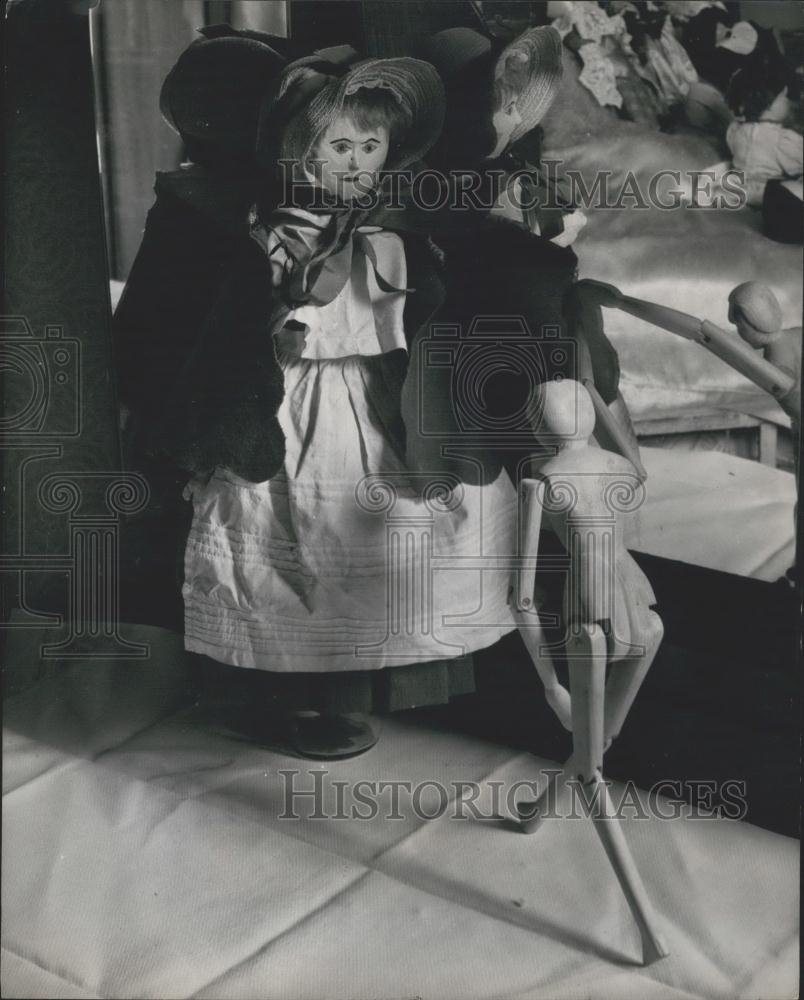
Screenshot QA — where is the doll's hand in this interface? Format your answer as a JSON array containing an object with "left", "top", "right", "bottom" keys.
[
  {"left": 551, "top": 210, "right": 587, "bottom": 247},
  {"left": 182, "top": 472, "right": 213, "bottom": 501}
]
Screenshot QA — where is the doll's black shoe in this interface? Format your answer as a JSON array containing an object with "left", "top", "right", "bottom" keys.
[{"left": 289, "top": 711, "right": 379, "bottom": 760}]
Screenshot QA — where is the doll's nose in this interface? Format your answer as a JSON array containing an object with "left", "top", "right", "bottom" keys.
[{"left": 348, "top": 149, "right": 360, "bottom": 170}]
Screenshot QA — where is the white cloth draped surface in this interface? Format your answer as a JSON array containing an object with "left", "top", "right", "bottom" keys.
[{"left": 2, "top": 621, "right": 798, "bottom": 999}]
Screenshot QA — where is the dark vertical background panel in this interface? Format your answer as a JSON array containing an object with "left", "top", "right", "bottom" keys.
[
  {"left": 287, "top": 0, "right": 364, "bottom": 52},
  {"left": 362, "top": 0, "right": 486, "bottom": 56},
  {"left": 3, "top": 0, "right": 121, "bottom": 619}
]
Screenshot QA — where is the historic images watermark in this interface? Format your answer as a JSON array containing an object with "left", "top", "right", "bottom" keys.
[
  {"left": 277, "top": 769, "right": 748, "bottom": 823},
  {"left": 278, "top": 158, "right": 747, "bottom": 213}
]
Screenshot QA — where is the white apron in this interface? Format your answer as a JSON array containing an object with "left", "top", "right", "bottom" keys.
[{"left": 183, "top": 230, "right": 519, "bottom": 672}]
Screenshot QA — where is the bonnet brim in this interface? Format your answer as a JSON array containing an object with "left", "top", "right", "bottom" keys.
[
  {"left": 263, "top": 55, "right": 446, "bottom": 173},
  {"left": 498, "top": 25, "right": 564, "bottom": 145},
  {"left": 416, "top": 24, "right": 563, "bottom": 153}
]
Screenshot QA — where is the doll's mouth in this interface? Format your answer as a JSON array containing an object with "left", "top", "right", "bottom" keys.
[{"left": 340, "top": 172, "right": 376, "bottom": 184}]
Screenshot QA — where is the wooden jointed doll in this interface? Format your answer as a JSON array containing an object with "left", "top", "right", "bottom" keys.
[
  {"left": 404, "top": 28, "right": 670, "bottom": 960},
  {"left": 514, "top": 378, "right": 669, "bottom": 965},
  {"left": 571, "top": 278, "right": 800, "bottom": 441},
  {"left": 727, "top": 281, "right": 801, "bottom": 432}
]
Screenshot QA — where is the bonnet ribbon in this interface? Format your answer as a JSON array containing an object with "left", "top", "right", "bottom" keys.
[{"left": 252, "top": 199, "right": 414, "bottom": 308}]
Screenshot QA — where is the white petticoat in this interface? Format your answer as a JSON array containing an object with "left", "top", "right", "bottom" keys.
[{"left": 183, "top": 231, "right": 519, "bottom": 672}]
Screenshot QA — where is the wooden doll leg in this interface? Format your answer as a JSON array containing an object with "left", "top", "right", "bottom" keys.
[
  {"left": 518, "top": 611, "right": 663, "bottom": 832},
  {"left": 514, "top": 478, "right": 572, "bottom": 732},
  {"left": 513, "top": 607, "right": 573, "bottom": 732},
  {"left": 571, "top": 624, "right": 669, "bottom": 966},
  {"left": 517, "top": 762, "right": 570, "bottom": 833},
  {"left": 515, "top": 478, "right": 542, "bottom": 615},
  {"left": 589, "top": 775, "right": 671, "bottom": 965},
  {"left": 538, "top": 611, "right": 663, "bottom": 833},
  {"left": 516, "top": 622, "right": 608, "bottom": 832},
  {"left": 604, "top": 609, "right": 663, "bottom": 746},
  {"left": 567, "top": 623, "right": 606, "bottom": 781}
]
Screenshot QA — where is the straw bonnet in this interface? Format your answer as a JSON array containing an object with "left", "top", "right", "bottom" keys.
[
  {"left": 500, "top": 25, "right": 564, "bottom": 144},
  {"left": 258, "top": 51, "right": 446, "bottom": 173},
  {"left": 160, "top": 25, "right": 288, "bottom": 168},
  {"left": 416, "top": 25, "right": 563, "bottom": 159}
]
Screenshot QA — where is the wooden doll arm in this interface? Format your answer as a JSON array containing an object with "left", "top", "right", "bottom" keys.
[{"left": 573, "top": 280, "right": 798, "bottom": 416}]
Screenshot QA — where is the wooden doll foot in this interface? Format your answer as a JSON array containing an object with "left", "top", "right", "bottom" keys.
[
  {"left": 590, "top": 776, "right": 670, "bottom": 964},
  {"left": 516, "top": 765, "right": 567, "bottom": 834},
  {"left": 640, "top": 928, "right": 671, "bottom": 966}
]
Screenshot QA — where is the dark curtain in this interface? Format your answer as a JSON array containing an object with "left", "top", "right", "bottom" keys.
[
  {"left": 93, "top": 1, "right": 201, "bottom": 280},
  {"left": 3, "top": 0, "right": 120, "bottom": 628},
  {"left": 94, "top": 0, "right": 289, "bottom": 281}
]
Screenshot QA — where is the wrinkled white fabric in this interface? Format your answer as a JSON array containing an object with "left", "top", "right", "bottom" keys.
[
  {"left": 2, "top": 638, "right": 799, "bottom": 1000},
  {"left": 183, "top": 232, "right": 519, "bottom": 672},
  {"left": 726, "top": 121, "right": 803, "bottom": 206}
]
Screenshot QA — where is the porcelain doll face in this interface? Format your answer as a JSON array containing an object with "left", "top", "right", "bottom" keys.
[
  {"left": 490, "top": 98, "right": 523, "bottom": 158},
  {"left": 307, "top": 113, "right": 390, "bottom": 200}
]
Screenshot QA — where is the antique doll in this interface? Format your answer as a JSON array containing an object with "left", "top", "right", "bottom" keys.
[
  {"left": 408, "top": 25, "right": 633, "bottom": 482},
  {"left": 725, "top": 72, "right": 803, "bottom": 212},
  {"left": 418, "top": 25, "right": 587, "bottom": 245},
  {"left": 180, "top": 53, "right": 524, "bottom": 758},
  {"left": 113, "top": 26, "right": 290, "bottom": 629}
]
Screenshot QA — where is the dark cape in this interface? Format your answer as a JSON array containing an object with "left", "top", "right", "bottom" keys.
[{"left": 398, "top": 156, "right": 621, "bottom": 486}]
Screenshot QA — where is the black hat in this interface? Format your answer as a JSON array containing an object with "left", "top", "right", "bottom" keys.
[{"left": 160, "top": 24, "right": 288, "bottom": 169}]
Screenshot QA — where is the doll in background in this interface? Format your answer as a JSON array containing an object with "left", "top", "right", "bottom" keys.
[
  {"left": 181, "top": 54, "right": 523, "bottom": 758},
  {"left": 680, "top": 19, "right": 803, "bottom": 241},
  {"left": 418, "top": 25, "right": 587, "bottom": 246},
  {"left": 727, "top": 67, "right": 803, "bottom": 244},
  {"left": 725, "top": 66, "right": 803, "bottom": 210}
]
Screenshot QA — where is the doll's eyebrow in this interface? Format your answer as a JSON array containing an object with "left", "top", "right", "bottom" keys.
[{"left": 329, "top": 137, "right": 381, "bottom": 145}]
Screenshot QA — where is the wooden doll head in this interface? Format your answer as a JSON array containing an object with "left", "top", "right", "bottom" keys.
[{"left": 728, "top": 282, "right": 783, "bottom": 348}]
